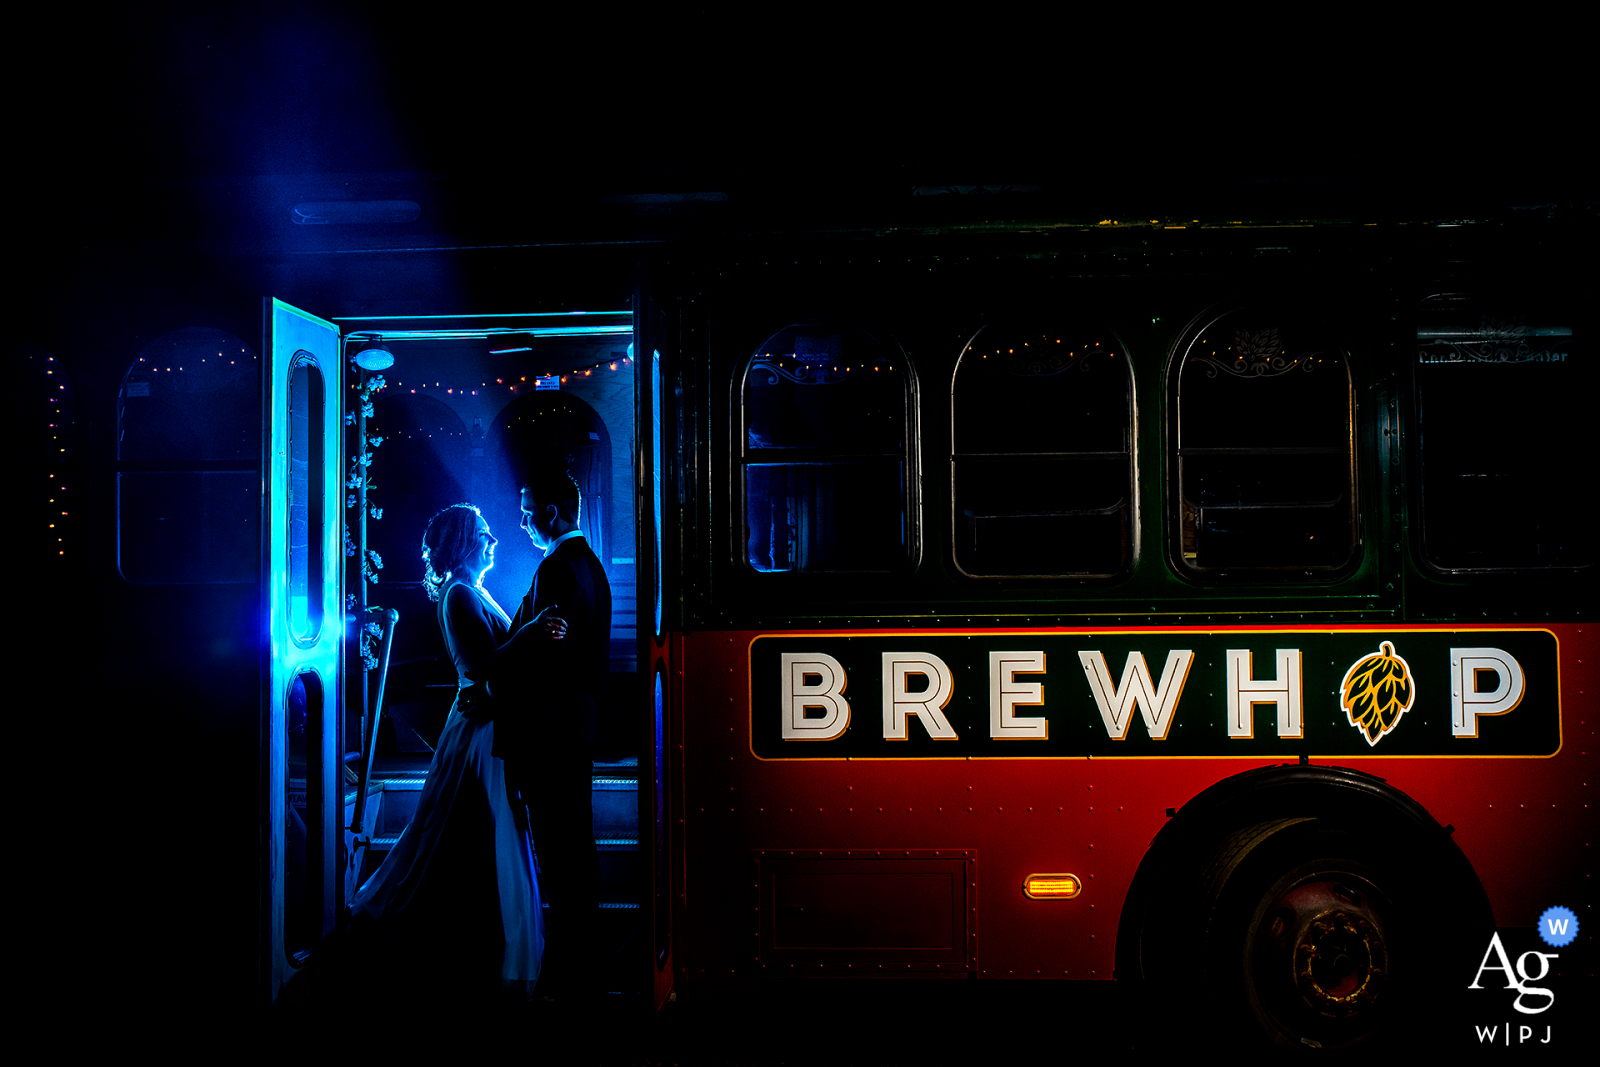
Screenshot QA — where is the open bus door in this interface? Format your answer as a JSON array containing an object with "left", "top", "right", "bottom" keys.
[
  {"left": 264, "top": 298, "right": 344, "bottom": 1001},
  {"left": 635, "top": 285, "right": 676, "bottom": 1011}
]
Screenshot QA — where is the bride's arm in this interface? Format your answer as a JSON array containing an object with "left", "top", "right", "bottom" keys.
[
  {"left": 453, "top": 594, "right": 565, "bottom": 713},
  {"left": 443, "top": 583, "right": 501, "bottom": 683}
]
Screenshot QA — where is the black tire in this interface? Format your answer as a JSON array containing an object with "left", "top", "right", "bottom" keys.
[{"left": 1192, "top": 817, "right": 1427, "bottom": 1053}]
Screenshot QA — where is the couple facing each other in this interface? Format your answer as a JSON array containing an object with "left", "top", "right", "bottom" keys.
[{"left": 351, "top": 469, "right": 610, "bottom": 1001}]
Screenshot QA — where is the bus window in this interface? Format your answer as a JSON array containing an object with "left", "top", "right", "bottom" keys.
[
  {"left": 117, "top": 328, "right": 259, "bottom": 584},
  {"left": 951, "top": 322, "right": 1133, "bottom": 578},
  {"left": 1170, "top": 306, "right": 1357, "bottom": 577},
  {"left": 741, "top": 323, "right": 916, "bottom": 573},
  {"left": 1416, "top": 294, "right": 1592, "bottom": 571}
]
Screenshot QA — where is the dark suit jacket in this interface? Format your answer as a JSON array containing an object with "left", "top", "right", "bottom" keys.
[{"left": 490, "top": 533, "right": 611, "bottom": 769}]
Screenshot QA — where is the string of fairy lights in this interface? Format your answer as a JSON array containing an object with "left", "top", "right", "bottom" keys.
[
  {"left": 132, "top": 348, "right": 257, "bottom": 372},
  {"left": 965, "top": 334, "right": 1111, "bottom": 366},
  {"left": 379, "top": 352, "right": 634, "bottom": 398},
  {"left": 36, "top": 351, "right": 74, "bottom": 559}
]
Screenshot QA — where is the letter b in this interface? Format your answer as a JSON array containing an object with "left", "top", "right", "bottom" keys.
[{"left": 781, "top": 653, "right": 851, "bottom": 740}]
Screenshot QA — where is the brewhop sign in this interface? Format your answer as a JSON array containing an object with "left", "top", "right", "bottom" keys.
[{"left": 749, "top": 630, "right": 1558, "bottom": 759}]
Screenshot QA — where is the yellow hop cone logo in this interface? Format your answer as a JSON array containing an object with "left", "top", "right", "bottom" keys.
[{"left": 1340, "top": 641, "right": 1415, "bottom": 746}]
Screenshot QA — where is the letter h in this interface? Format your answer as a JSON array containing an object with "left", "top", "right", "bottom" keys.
[{"left": 1226, "top": 649, "right": 1302, "bottom": 739}]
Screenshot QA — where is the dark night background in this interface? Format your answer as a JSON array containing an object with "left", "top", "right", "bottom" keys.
[
  {"left": 11, "top": 3, "right": 1588, "bottom": 1057},
  {"left": 17, "top": 5, "right": 1592, "bottom": 255}
]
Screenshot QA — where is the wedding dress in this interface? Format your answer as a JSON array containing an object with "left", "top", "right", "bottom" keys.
[{"left": 351, "top": 578, "right": 543, "bottom": 996}]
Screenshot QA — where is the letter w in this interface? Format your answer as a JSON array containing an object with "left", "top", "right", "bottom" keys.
[{"left": 1079, "top": 650, "right": 1195, "bottom": 740}]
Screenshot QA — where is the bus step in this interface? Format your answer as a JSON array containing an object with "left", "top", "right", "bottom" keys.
[
  {"left": 592, "top": 759, "right": 639, "bottom": 843},
  {"left": 352, "top": 763, "right": 641, "bottom": 890}
]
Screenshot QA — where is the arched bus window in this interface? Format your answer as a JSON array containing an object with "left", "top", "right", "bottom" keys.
[
  {"left": 117, "top": 328, "right": 260, "bottom": 583},
  {"left": 951, "top": 322, "right": 1134, "bottom": 578},
  {"left": 1415, "top": 294, "right": 1592, "bottom": 571},
  {"left": 741, "top": 323, "right": 917, "bottom": 573},
  {"left": 1169, "top": 305, "right": 1357, "bottom": 578}
]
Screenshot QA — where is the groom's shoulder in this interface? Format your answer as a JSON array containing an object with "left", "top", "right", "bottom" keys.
[
  {"left": 534, "top": 550, "right": 577, "bottom": 588},
  {"left": 574, "top": 538, "right": 609, "bottom": 590},
  {"left": 576, "top": 536, "right": 605, "bottom": 568},
  {"left": 554, "top": 535, "right": 603, "bottom": 571}
]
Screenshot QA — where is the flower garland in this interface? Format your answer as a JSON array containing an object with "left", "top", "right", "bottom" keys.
[{"left": 344, "top": 370, "right": 386, "bottom": 669}]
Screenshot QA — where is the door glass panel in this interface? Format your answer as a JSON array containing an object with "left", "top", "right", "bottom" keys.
[
  {"left": 285, "top": 670, "right": 323, "bottom": 966},
  {"left": 288, "top": 355, "right": 325, "bottom": 642}
]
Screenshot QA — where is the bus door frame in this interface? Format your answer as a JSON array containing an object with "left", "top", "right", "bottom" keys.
[
  {"left": 635, "top": 283, "right": 676, "bottom": 1010},
  {"left": 263, "top": 297, "right": 345, "bottom": 1001}
]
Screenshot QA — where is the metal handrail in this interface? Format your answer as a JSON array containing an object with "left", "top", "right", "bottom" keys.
[{"left": 349, "top": 606, "right": 399, "bottom": 835}]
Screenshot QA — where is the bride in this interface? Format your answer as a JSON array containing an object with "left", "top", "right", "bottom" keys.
[{"left": 351, "top": 503, "right": 559, "bottom": 1002}]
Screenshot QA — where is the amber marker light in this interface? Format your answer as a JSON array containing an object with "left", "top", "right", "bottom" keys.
[{"left": 1023, "top": 874, "right": 1082, "bottom": 900}]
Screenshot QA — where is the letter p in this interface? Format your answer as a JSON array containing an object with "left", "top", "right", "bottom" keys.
[{"left": 1451, "top": 647, "right": 1525, "bottom": 737}]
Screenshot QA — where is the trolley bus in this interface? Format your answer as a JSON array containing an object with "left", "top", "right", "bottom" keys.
[{"left": 21, "top": 177, "right": 1591, "bottom": 1050}]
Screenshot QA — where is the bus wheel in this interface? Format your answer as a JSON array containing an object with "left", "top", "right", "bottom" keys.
[{"left": 1200, "top": 819, "right": 1414, "bottom": 1052}]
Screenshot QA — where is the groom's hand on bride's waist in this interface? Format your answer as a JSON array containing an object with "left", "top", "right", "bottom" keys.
[{"left": 459, "top": 681, "right": 492, "bottom": 719}]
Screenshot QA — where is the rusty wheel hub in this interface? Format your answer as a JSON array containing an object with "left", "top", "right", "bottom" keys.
[{"left": 1260, "top": 879, "right": 1389, "bottom": 1020}]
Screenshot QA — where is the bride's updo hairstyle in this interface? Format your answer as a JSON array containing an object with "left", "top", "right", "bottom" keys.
[{"left": 421, "top": 503, "right": 483, "bottom": 602}]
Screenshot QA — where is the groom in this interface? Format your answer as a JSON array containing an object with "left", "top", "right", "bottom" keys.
[{"left": 483, "top": 467, "right": 610, "bottom": 995}]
